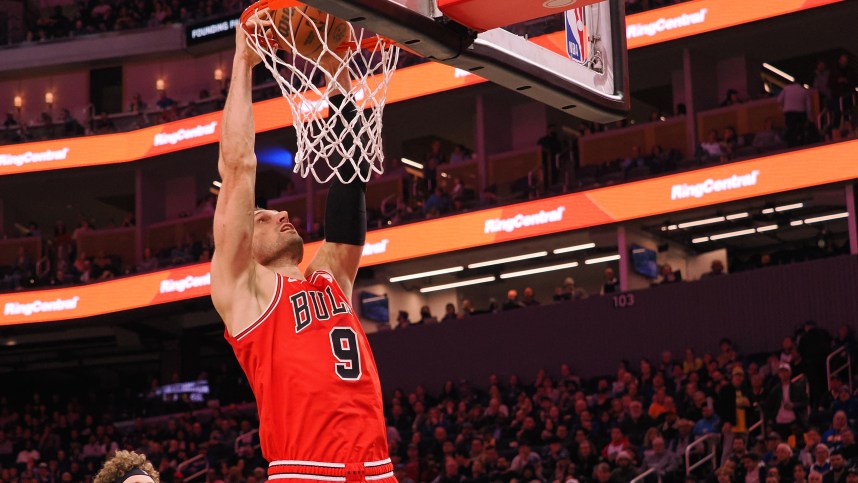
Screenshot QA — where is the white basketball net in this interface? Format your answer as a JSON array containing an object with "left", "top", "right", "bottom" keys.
[{"left": 243, "top": 6, "right": 399, "bottom": 184}]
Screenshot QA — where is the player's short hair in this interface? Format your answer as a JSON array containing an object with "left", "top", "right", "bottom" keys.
[{"left": 94, "top": 451, "right": 160, "bottom": 483}]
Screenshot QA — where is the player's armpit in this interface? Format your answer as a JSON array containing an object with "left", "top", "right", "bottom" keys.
[{"left": 305, "top": 242, "right": 362, "bottom": 300}]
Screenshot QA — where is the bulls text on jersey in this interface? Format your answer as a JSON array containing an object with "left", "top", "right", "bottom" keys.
[{"left": 289, "top": 285, "right": 351, "bottom": 333}]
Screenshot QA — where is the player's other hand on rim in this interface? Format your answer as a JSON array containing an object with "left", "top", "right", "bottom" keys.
[{"left": 236, "top": 9, "right": 270, "bottom": 68}]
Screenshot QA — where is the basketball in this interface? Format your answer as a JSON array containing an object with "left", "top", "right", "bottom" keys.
[{"left": 270, "top": 6, "right": 350, "bottom": 58}]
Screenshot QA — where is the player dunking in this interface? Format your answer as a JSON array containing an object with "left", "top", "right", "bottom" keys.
[{"left": 210, "top": 19, "right": 394, "bottom": 483}]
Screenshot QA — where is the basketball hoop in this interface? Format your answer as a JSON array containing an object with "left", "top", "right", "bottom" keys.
[{"left": 240, "top": 0, "right": 400, "bottom": 184}]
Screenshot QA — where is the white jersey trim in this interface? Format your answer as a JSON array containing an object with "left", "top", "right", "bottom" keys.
[
  {"left": 235, "top": 272, "right": 283, "bottom": 341},
  {"left": 364, "top": 458, "right": 392, "bottom": 468},
  {"left": 269, "top": 460, "right": 346, "bottom": 468},
  {"left": 268, "top": 475, "right": 345, "bottom": 482},
  {"left": 365, "top": 472, "right": 394, "bottom": 481}
]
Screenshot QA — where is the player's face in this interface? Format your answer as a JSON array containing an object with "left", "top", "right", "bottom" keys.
[{"left": 252, "top": 209, "right": 304, "bottom": 265}]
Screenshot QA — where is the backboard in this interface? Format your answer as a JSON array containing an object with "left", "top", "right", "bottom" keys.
[{"left": 286, "top": 0, "right": 629, "bottom": 123}]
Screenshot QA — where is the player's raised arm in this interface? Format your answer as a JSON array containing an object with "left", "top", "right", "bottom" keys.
[
  {"left": 211, "top": 24, "right": 263, "bottom": 326},
  {"left": 305, "top": 185, "right": 365, "bottom": 300},
  {"left": 305, "top": 95, "right": 365, "bottom": 300}
]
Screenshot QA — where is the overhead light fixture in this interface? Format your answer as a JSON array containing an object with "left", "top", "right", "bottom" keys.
[
  {"left": 763, "top": 62, "right": 795, "bottom": 82},
  {"left": 692, "top": 237, "right": 710, "bottom": 244},
  {"left": 677, "top": 216, "right": 725, "bottom": 229},
  {"left": 709, "top": 228, "right": 756, "bottom": 241},
  {"left": 468, "top": 251, "right": 548, "bottom": 269},
  {"left": 212, "top": 180, "right": 222, "bottom": 188},
  {"left": 804, "top": 212, "right": 848, "bottom": 224},
  {"left": 790, "top": 220, "right": 804, "bottom": 226},
  {"left": 584, "top": 254, "right": 620, "bottom": 265},
  {"left": 667, "top": 224, "right": 678, "bottom": 231},
  {"left": 390, "top": 266, "right": 464, "bottom": 283},
  {"left": 726, "top": 212, "right": 748, "bottom": 220},
  {"left": 44, "top": 92, "right": 54, "bottom": 106},
  {"left": 401, "top": 158, "right": 424, "bottom": 170},
  {"left": 775, "top": 203, "right": 803, "bottom": 212},
  {"left": 420, "top": 276, "right": 496, "bottom": 293},
  {"left": 553, "top": 242, "right": 595, "bottom": 254},
  {"left": 756, "top": 224, "right": 778, "bottom": 233},
  {"left": 214, "top": 68, "right": 224, "bottom": 81},
  {"left": 156, "top": 79, "right": 166, "bottom": 91},
  {"left": 500, "top": 261, "right": 579, "bottom": 279},
  {"left": 13, "top": 95, "right": 22, "bottom": 108},
  {"left": 762, "top": 208, "right": 774, "bottom": 214}
]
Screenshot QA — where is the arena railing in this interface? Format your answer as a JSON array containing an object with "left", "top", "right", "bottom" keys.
[
  {"left": 827, "top": 346, "right": 853, "bottom": 394},
  {"left": 234, "top": 429, "right": 260, "bottom": 453},
  {"left": 685, "top": 433, "right": 719, "bottom": 477},
  {"left": 177, "top": 454, "right": 209, "bottom": 483},
  {"left": 630, "top": 467, "right": 662, "bottom": 483}
]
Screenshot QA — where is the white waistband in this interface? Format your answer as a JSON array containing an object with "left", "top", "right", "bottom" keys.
[{"left": 268, "top": 458, "right": 392, "bottom": 469}]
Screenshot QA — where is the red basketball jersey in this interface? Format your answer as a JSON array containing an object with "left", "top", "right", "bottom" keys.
[{"left": 226, "top": 270, "right": 394, "bottom": 483}]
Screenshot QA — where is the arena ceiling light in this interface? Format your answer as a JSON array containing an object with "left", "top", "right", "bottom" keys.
[
  {"left": 553, "top": 242, "right": 595, "bottom": 254},
  {"left": 804, "top": 212, "right": 849, "bottom": 224},
  {"left": 400, "top": 158, "right": 424, "bottom": 170},
  {"left": 584, "top": 254, "right": 621, "bottom": 265},
  {"left": 756, "top": 224, "right": 778, "bottom": 233},
  {"left": 725, "top": 212, "right": 749, "bottom": 220},
  {"left": 499, "top": 261, "right": 579, "bottom": 280},
  {"left": 692, "top": 237, "right": 710, "bottom": 244},
  {"left": 709, "top": 228, "right": 756, "bottom": 241},
  {"left": 763, "top": 202, "right": 804, "bottom": 214},
  {"left": 389, "top": 266, "right": 464, "bottom": 282},
  {"left": 763, "top": 63, "right": 795, "bottom": 82},
  {"left": 677, "top": 216, "right": 725, "bottom": 229},
  {"left": 468, "top": 251, "right": 548, "bottom": 269},
  {"left": 420, "top": 276, "right": 496, "bottom": 293},
  {"left": 791, "top": 220, "right": 804, "bottom": 226}
]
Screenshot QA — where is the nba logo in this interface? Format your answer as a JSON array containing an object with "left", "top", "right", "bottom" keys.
[{"left": 565, "top": 8, "right": 587, "bottom": 64}]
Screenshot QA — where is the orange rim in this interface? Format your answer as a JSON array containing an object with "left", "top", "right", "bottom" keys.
[{"left": 240, "top": 0, "right": 399, "bottom": 53}]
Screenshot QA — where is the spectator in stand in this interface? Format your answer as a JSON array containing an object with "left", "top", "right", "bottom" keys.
[
  {"left": 610, "top": 451, "right": 638, "bottom": 482},
  {"left": 659, "top": 263, "right": 681, "bottom": 284},
  {"left": 798, "top": 321, "right": 833, "bottom": 405},
  {"left": 753, "top": 118, "right": 785, "bottom": 152},
  {"left": 778, "top": 80, "right": 813, "bottom": 147},
  {"left": 155, "top": 91, "right": 178, "bottom": 111},
  {"left": 502, "top": 289, "right": 524, "bottom": 311},
  {"left": 721, "top": 88, "right": 743, "bottom": 107},
  {"left": 424, "top": 186, "right": 452, "bottom": 217},
  {"left": 811, "top": 444, "right": 832, "bottom": 475},
  {"left": 702, "top": 259, "right": 726, "bottom": 278},
  {"left": 720, "top": 126, "right": 743, "bottom": 160},
  {"left": 765, "top": 363, "right": 808, "bottom": 438},
  {"left": 521, "top": 287, "right": 539, "bottom": 306},
  {"left": 138, "top": 247, "right": 159, "bottom": 273},
  {"left": 554, "top": 276, "right": 588, "bottom": 301},
  {"left": 642, "top": 436, "right": 678, "bottom": 481},
  {"left": 601, "top": 267, "right": 619, "bottom": 294},
  {"left": 717, "top": 366, "right": 752, "bottom": 435},
  {"left": 440, "top": 303, "right": 458, "bottom": 322},
  {"left": 830, "top": 54, "right": 856, "bottom": 129},
  {"left": 395, "top": 310, "right": 411, "bottom": 329},
  {"left": 3, "top": 112, "right": 17, "bottom": 129},
  {"left": 601, "top": 427, "right": 630, "bottom": 462},
  {"left": 822, "top": 411, "right": 849, "bottom": 449},
  {"left": 538, "top": 125, "right": 563, "bottom": 190},
  {"left": 130, "top": 93, "right": 148, "bottom": 113},
  {"left": 697, "top": 129, "right": 724, "bottom": 162},
  {"left": 738, "top": 452, "right": 766, "bottom": 482},
  {"left": 449, "top": 145, "right": 472, "bottom": 164},
  {"left": 418, "top": 305, "right": 438, "bottom": 324},
  {"left": 824, "top": 449, "right": 847, "bottom": 483},
  {"left": 460, "top": 299, "right": 475, "bottom": 318}
]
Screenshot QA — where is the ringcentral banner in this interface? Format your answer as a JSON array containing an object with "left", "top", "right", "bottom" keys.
[{"left": 1, "top": 138, "right": 856, "bottom": 326}]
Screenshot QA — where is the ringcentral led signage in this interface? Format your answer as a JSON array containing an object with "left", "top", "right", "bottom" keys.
[{"left": 2, "top": 138, "right": 856, "bottom": 326}]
